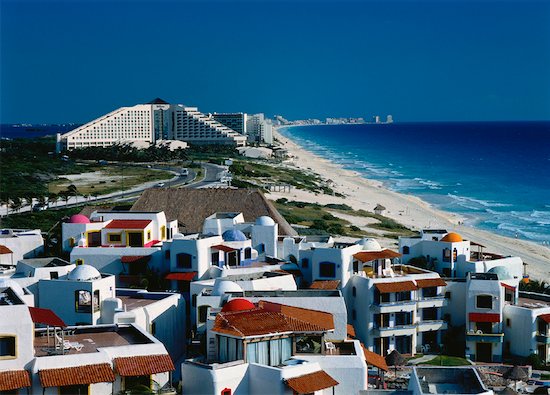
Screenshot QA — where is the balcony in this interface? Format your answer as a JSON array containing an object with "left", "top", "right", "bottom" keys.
[
  {"left": 374, "top": 324, "right": 416, "bottom": 338},
  {"left": 371, "top": 300, "right": 416, "bottom": 314},
  {"left": 465, "top": 332, "right": 504, "bottom": 343},
  {"left": 536, "top": 335, "right": 550, "bottom": 344},
  {"left": 417, "top": 320, "right": 448, "bottom": 332},
  {"left": 417, "top": 296, "right": 448, "bottom": 309}
]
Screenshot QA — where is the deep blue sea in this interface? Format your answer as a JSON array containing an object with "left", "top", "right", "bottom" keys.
[
  {"left": 0, "top": 124, "right": 78, "bottom": 139},
  {"left": 279, "top": 122, "right": 550, "bottom": 244}
]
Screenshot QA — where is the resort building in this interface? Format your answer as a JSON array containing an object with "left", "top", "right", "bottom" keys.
[
  {"left": 0, "top": 228, "right": 44, "bottom": 264},
  {"left": 211, "top": 112, "right": 247, "bottom": 135},
  {"left": 246, "top": 113, "right": 274, "bottom": 144},
  {"left": 59, "top": 98, "right": 246, "bottom": 150},
  {"left": 399, "top": 230, "right": 523, "bottom": 279},
  {"left": 182, "top": 300, "right": 367, "bottom": 395}
]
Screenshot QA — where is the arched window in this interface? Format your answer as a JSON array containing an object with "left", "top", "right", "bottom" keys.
[
  {"left": 403, "top": 246, "right": 410, "bottom": 255},
  {"left": 244, "top": 247, "right": 252, "bottom": 260}
]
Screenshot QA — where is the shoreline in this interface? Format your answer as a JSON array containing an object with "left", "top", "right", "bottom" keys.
[{"left": 269, "top": 126, "right": 550, "bottom": 281}]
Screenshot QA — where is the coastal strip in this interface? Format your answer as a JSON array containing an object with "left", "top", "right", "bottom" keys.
[{"left": 270, "top": 126, "right": 550, "bottom": 280}]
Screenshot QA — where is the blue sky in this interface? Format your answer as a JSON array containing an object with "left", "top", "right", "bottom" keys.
[{"left": 1, "top": 0, "right": 549, "bottom": 123}]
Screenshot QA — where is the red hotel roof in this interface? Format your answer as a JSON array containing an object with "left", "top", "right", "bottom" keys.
[
  {"left": 375, "top": 281, "right": 418, "bottom": 293},
  {"left": 114, "top": 354, "right": 175, "bottom": 376},
  {"left": 28, "top": 307, "right": 66, "bottom": 328},
  {"left": 0, "top": 370, "right": 31, "bottom": 391},
  {"left": 354, "top": 249, "right": 402, "bottom": 262},
  {"left": 165, "top": 272, "right": 197, "bottom": 281},
  {"left": 416, "top": 278, "right": 447, "bottom": 288},
  {"left": 469, "top": 313, "right": 501, "bottom": 323},
  {"left": 0, "top": 244, "right": 13, "bottom": 254},
  {"left": 362, "top": 345, "right": 389, "bottom": 372},
  {"left": 39, "top": 364, "right": 115, "bottom": 387},
  {"left": 105, "top": 219, "right": 151, "bottom": 229},
  {"left": 309, "top": 280, "right": 341, "bottom": 290},
  {"left": 538, "top": 314, "right": 550, "bottom": 324},
  {"left": 285, "top": 370, "right": 339, "bottom": 394}
]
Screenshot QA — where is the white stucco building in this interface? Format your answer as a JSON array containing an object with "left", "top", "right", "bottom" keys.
[
  {"left": 0, "top": 229, "right": 44, "bottom": 264},
  {"left": 60, "top": 98, "right": 246, "bottom": 150}
]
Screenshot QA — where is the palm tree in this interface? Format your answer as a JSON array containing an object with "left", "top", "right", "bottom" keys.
[
  {"left": 67, "top": 184, "right": 79, "bottom": 204},
  {"left": 10, "top": 197, "right": 22, "bottom": 213},
  {"left": 48, "top": 193, "right": 59, "bottom": 207}
]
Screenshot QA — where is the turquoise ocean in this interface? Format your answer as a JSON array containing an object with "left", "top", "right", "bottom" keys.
[{"left": 279, "top": 122, "right": 550, "bottom": 244}]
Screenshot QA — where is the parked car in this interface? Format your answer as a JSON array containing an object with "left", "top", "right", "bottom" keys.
[{"left": 32, "top": 204, "right": 47, "bottom": 212}]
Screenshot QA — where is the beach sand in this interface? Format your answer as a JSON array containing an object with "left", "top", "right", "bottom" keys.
[{"left": 268, "top": 127, "right": 550, "bottom": 281}]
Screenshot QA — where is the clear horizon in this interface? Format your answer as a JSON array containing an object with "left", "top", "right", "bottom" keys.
[{"left": 1, "top": 0, "right": 550, "bottom": 124}]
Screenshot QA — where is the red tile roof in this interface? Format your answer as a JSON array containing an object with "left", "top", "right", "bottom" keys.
[
  {"left": 375, "top": 281, "right": 418, "bottom": 293},
  {"left": 285, "top": 370, "right": 339, "bottom": 394},
  {"left": 469, "top": 313, "right": 500, "bottom": 323},
  {"left": 121, "top": 255, "right": 151, "bottom": 264},
  {"left": 416, "top": 278, "right": 447, "bottom": 288},
  {"left": 309, "top": 280, "right": 341, "bottom": 290},
  {"left": 114, "top": 354, "right": 175, "bottom": 376},
  {"left": 165, "top": 272, "right": 197, "bottom": 281},
  {"left": 213, "top": 300, "right": 334, "bottom": 338},
  {"left": 361, "top": 344, "right": 389, "bottom": 372},
  {"left": 0, "top": 370, "right": 31, "bottom": 391},
  {"left": 28, "top": 306, "right": 66, "bottom": 327},
  {"left": 0, "top": 244, "right": 13, "bottom": 254},
  {"left": 538, "top": 314, "right": 550, "bottom": 324},
  {"left": 39, "top": 364, "right": 115, "bottom": 387},
  {"left": 212, "top": 244, "right": 237, "bottom": 252},
  {"left": 354, "top": 249, "right": 401, "bottom": 262},
  {"left": 105, "top": 219, "right": 151, "bottom": 229}
]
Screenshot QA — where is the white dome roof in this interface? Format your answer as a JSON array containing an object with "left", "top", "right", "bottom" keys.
[
  {"left": 256, "top": 216, "right": 275, "bottom": 226},
  {"left": 356, "top": 238, "right": 382, "bottom": 251},
  {"left": 212, "top": 279, "right": 243, "bottom": 296},
  {"left": 172, "top": 233, "right": 185, "bottom": 239},
  {"left": 68, "top": 264, "right": 101, "bottom": 281},
  {"left": 0, "top": 278, "right": 25, "bottom": 296}
]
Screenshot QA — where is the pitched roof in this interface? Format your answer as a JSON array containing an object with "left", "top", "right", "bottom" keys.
[
  {"left": 147, "top": 97, "right": 169, "bottom": 104},
  {"left": 114, "top": 354, "right": 175, "bottom": 376},
  {"left": 0, "top": 370, "right": 31, "bottom": 391},
  {"left": 28, "top": 306, "right": 66, "bottom": 327},
  {"left": 538, "top": 314, "right": 550, "bottom": 324},
  {"left": 354, "top": 249, "right": 402, "bottom": 262},
  {"left": 0, "top": 244, "right": 13, "bottom": 254},
  {"left": 131, "top": 189, "right": 297, "bottom": 236},
  {"left": 285, "top": 370, "right": 339, "bottom": 394},
  {"left": 375, "top": 281, "right": 418, "bottom": 293},
  {"left": 309, "top": 280, "right": 341, "bottom": 290},
  {"left": 212, "top": 301, "right": 334, "bottom": 338},
  {"left": 165, "top": 271, "right": 197, "bottom": 281},
  {"left": 39, "top": 364, "right": 115, "bottom": 387},
  {"left": 105, "top": 219, "right": 151, "bottom": 229},
  {"left": 361, "top": 344, "right": 389, "bottom": 372},
  {"left": 416, "top": 278, "right": 447, "bottom": 288}
]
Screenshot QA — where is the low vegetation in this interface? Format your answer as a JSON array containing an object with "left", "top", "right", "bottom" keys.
[{"left": 420, "top": 355, "right": 471, "bottom": 366}]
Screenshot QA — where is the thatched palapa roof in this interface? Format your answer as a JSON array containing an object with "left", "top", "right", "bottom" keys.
[{"left": 131, "top": 188, "right": 297, "bottom": 236}]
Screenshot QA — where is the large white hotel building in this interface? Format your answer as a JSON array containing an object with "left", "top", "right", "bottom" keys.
[{"left": 60, "top": 98, "right": 247, "bottom": 150}]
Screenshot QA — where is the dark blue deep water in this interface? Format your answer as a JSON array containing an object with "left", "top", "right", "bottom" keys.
[
  {"left": 0, "top": 124, "right": 78, "bottom": 139},
  {"left": 279, "top": 122, "right": 550, "bottom": 243}
]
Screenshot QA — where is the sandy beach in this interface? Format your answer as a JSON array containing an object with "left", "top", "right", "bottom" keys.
[{"left": 268, "top": 127, "right": 550, "bottom": 281}]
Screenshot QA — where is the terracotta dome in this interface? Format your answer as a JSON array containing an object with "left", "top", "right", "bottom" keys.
[
  {"left": 441, "top": 232, "right": 463, "bottom": 243},
  {"left": 69, "top": 214, "right": 90, "bottom": 224},
  {"left": 221, "top": 298, "right": 255, "bottom": 313}
]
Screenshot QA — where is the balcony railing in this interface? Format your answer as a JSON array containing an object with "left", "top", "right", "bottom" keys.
[
  {"left": 417, "top": 320, "right": 447, "bottom": 332},
  {"left": 372, "top": 300, "right": 416, "bottom": 313},
  {"left": 465, "top": 331, "right": 504, "bottom": 343},
  {"left": 417, "top": 296, "right": 448, "bottom": 309},
  {"left": 374, "top": 324, "right": 416, "bottom": 337}
]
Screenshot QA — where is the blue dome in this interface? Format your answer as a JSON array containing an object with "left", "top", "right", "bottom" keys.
[
  {"left": 222, "top": 229, "right": 247, "bottom": 242},
  {"left": 255, "top": 216, "right": 275, "bottom": 226},
  {"left": 487, "top": 266, "right": 513, "bottom": 280}
]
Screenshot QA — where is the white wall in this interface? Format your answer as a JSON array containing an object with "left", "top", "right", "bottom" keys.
[{"left": 0, "top": 230, "right": 44, "bottom": 260}]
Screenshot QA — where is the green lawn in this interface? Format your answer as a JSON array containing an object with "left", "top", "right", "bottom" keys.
[{"left": 420, "top": 355, "right": 471, "bottom": 366}]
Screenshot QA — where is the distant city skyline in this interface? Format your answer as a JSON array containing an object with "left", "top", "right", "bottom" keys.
[{"left": 1, "top": 0, "right": 549, "bottom": 124}]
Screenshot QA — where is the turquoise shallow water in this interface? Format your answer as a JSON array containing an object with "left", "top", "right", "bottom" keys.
[{"left": 279, "top": 121, "right": 550, "bottom": 243}]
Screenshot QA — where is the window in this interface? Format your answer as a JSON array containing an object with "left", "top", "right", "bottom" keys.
[
  {"left": 352, "top": 286, "right": 356, "bottom": 297},
  {"left": 445, "top": 291, "right": 452, "bottom": 299},
  {"left": 476, "top": 322, "right": 492, "bottom": 334},
  {"left": 301, "top": 258, "right": 309, "bottom": 269},
  {"left": 161, "top": 226, "right": 166, "bottom": 240},
  {"left": 476, "top": 295, "right": 493, "bottom": 309},
  {"left": 319, "top": 262, "right": 336, "bottom": 278},
  {"left": 192, "top": 294, "right": 197, "bottom": 307},
  {"left": 295, "top": 335, "right": 322, "bottom": 354},
  {"left": 147, "top": 230, "right": 151, "bottom": 241},
  {"left": 244, "top": 247, "right": 252, "bottom": 260},
  {"left": 422, "top": 287, "right": 437, "bottom": 298},
  {"left": 176, "top": 253, "right": 192, "bottom": 269},
  {"left": 69, "top": 237, "right": 75, "bottom": 247},
  {"left": 353, "top": 260, "right": 359, "bottom": 273},
  {"left": 75, "top": 259, "right": 84, "bottom": 266},
  {"left": 198, "top": 305, "right": 210, "bottom": 323},
  {"left": 75, "top": 290, "right": 92, "bottom": 313},
  {"left": 124, "top": 375, "right": 151, "bottom": 391},
  {"left": 506, "top": 318, "right": 511, "bottom": 327},
  {"left": 50, "top": 271, "right": 59, "bottom": 280},
  {"left": 0, "top": 336, "right": 16, "bottom": 358},
  {"left": 402, "top": 246, "right": 410, "bottom": 255},
  {"left": 352, "top": 309, "right": 356, "bottom": 320},
  {"left": 93, "top": 290, "right": 100, "bottom": 312},
  {"left": 505, "top": 292, "right": 513, "bottom": 302},
  {"left": 443, "top": 248, "right": 451, "bottom": 262},
  {"left": 60, "top": 384, "right": 88, "bottom": 395},
  {"left": 221, "top": 389, "right": 232, "bottom": 395},
  {"left": 211, "top": 251, "right": 220, "bottom": 266},
  {"left": 108, "top": 233, "right": 122, "bottom": 243}
]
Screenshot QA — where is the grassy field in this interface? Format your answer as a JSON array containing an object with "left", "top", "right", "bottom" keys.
[
  {"left": 420, "top": 355, "right": 471, "bottom": 366},
  {"left": 48, "top": 165, "right": 173, "bottom": 195},
  {"left": 273, "top": 199, "right": 417, "bottom": 238}
]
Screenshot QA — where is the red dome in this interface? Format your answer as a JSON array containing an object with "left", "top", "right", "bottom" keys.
[
  {"left": 69, "top": 214, "right": 90, "bottom": 224},
  {"left": 221, "top": 299, "right": 255, "bottom": 313}
]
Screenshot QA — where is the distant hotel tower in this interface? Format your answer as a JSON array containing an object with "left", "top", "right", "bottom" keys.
[
  {"left": 60, "top": 98, "right": 246, "bottom": 150},
  {"left": 211, "top": 112, "right": 247, "bottom": 135}
]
